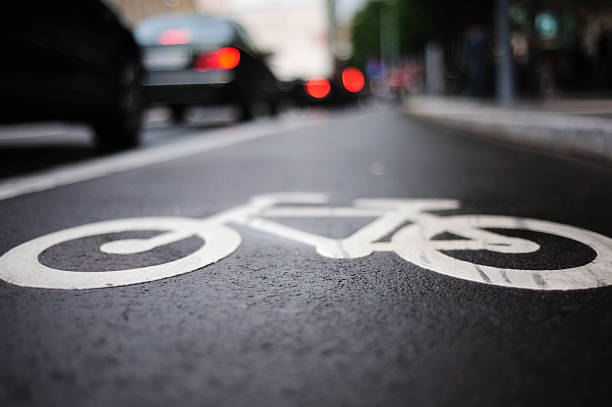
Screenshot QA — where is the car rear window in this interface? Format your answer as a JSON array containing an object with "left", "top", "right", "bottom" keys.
[{"left": 135, "top": 15, "right": 234, "bottom": 46}]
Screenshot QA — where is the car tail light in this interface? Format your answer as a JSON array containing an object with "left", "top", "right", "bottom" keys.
[
  {"left": 194, "top": 47, "right": 240, "bottom": 71},
  {"left": 305, "top": 78, "right": 331, "bottom": 99},
  {"left": 341, "top": 67, "right": 365, "bottom": 93},
  {"left": 158, "top": 29, "right": 191, "bottom": 45}
]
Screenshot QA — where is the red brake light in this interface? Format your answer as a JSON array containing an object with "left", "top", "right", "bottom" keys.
[
  {"left": 341, "top": 67, "right": 365, "bottom": 93},
  {"left": 194, "top": 47, "right": 240, "bottom": 71},
  {"left": 158, "top": 29, "right": 191, "bottom": 45},
  {"left": 216, "top": 47, "right": 240, "bottom": 69},
  {"left": 305, "top": 78, "right": 331, "bottom": 99}
]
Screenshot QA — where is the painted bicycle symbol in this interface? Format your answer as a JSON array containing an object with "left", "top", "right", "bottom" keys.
[{"left": 1, "top": 192, "right": 612, "bottom": 291}]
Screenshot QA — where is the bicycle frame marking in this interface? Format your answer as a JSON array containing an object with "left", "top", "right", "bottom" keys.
[{"left": 1, "top": 192, "right": 612, "bottom": 291}]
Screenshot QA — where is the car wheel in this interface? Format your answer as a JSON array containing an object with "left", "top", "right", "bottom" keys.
[
  {"left": 170, "top": 105, "right": 187, "bottom": 123},
  {"left": 238, "top": 100, "right": 255, "bottom": 122},
  {"left": 268, "top": 100, "right": 279, "bottom": 117},
  {"left": 94, "top": 55, "right": 143, "bottom": 153}
]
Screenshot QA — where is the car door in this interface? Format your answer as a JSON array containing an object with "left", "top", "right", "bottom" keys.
[{"left": 0, "top": 1, "right": 115, "bottom": 121}]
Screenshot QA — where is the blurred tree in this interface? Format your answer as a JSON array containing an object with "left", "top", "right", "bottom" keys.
[
  {"left": 350, "top": 1, "right": 383, "bottom": 70},
  {"left": 350, "top": 0, "right": 493, "bottom": 70}
]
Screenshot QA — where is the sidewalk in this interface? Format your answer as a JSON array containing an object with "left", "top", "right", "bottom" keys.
[{"left": 404, "top": 96, "right": 612, "bottom": 167}]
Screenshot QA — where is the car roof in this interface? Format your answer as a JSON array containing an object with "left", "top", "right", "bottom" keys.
[
  {"left": 137, "top": 13, "right": 235, "bottom": 29},
  {"left": 135, "top": 13, "right": 238, "bottom": 46}
]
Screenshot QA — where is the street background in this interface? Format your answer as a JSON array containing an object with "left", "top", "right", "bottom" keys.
[{"left": 3, "top": 0, "right": 612, "bottom": 406}]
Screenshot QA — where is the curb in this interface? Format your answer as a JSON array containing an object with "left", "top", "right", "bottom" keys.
[{"left": 404, "top": 97, "right": 612, "bottom": 168}]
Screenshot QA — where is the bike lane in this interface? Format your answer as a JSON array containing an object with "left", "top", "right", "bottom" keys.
[{"left": 1, "top": 108, "right": 612, "bottom": 406}]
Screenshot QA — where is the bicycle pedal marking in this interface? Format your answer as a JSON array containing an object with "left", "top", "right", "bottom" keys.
[{"left": 1, "top": 192, "right": 611, "bottom": 291}]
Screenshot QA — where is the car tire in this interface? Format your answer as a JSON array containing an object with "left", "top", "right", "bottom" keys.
[
  {"left": 94, "top": 55, "right": 143, "bottom": 153},
  {"left": 268, "top": 100, "right": 279, "bottom": 117},
  {"left": 170, "top": 105, "right": 187, "bottom": 123},
  {"left": 238, "top": 100, "right": 255, "bottom": 122}
]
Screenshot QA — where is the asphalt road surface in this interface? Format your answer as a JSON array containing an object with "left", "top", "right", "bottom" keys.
[{"left": 1, "top": 106, "right": 612, "bottom": 406}]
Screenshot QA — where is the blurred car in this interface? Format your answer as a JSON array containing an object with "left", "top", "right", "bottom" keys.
[
  {"left": 0, "top": 1, "right": 143, "bottom": 152},
  {"left": 293, "top": 66, "right": 366, "bottom": 107},
  {"left": 135, "top": 14, "right": 280, "bottom": 122}
]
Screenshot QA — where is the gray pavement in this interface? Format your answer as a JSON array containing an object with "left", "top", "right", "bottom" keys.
[
  {"left": 1, "top": 107, "right": 612, "bottom": 406},
  {"left": 405, "top": 96, "right": 612, "bottom": 167}
]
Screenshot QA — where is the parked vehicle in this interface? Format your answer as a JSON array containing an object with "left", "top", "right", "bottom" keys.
[
  {"left": 215, "top": 0, "right": 365, "bottom": 107},
  {"left": 0, "top": 1, "right": 143, "bottom": 152},
  {"left": 135, "top": 14, "right": 280, "bottom": 122}
]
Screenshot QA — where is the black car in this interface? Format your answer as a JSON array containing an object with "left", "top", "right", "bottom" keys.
[
  {"left": 0, "top": 1, "right": 143, "bottom": 152},
  {"left": 135, "top": 14, "right": 280, "bottom": 122}
]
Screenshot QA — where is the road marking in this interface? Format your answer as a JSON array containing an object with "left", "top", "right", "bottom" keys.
[
  {"left": 0, "top": 217, "right": 241, "bottom": 289},
  {"left": 0, "top": 117, "right": 320, "bottom": 201},
  {"left": 0, "top": 123, "right": 92, "bottom": 141},
  {"left": 3, "top": 192, "right": 612, "bottom": 290}
]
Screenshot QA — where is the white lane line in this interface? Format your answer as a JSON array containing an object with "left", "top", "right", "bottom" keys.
[
  {"left": 0, "top": 123, "right": 92, "bottom": 141},
  {"left": 0, "top": 118, "right": 318, "bottom": 201}
]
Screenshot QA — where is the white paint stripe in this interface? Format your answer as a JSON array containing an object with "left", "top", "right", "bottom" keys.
[
  {"left": 0, "top": 123, "right": 91, "bottom": 141},
  {"left": 0, "top": 118, "right": 316, "bottom": 201},
  {"left": 245, "top": 217, "right": 345, "bottom": 257},
  {"left": 262, "top": 207, "right": 387, "bottom": 217}
]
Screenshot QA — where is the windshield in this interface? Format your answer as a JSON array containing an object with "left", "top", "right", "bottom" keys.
[{"left": 135, "top": 14, "right": 235, "bottom": 46}]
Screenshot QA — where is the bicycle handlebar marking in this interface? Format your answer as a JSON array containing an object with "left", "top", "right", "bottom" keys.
[{"left": 1, "top": 192, "right": 611, "bottom": 291}]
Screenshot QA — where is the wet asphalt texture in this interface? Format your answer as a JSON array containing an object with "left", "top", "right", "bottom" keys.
[{"left": 1, "top": 108, "right": 612, "bottom": 406}]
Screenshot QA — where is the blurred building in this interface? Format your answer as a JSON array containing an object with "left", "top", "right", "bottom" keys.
[
  {"left": 421, "top": 0, "right": 612, "bottom": 98},
  {"left": 106, "top": 0, "right": 196, "bottom": 25},
  {"left": 508, "top": 0, "right": 612, "bottom": 96},
  {"left": 195, "top": 0, "right": 337, "bottom": 82}
]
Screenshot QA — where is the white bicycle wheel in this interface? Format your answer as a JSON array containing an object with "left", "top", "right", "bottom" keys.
[
  {"left": 0, "top": 217, "right": 241, "bottom": 290},
  {"left": 391, "top": 215, "right": 612, "bottom": 290}
]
